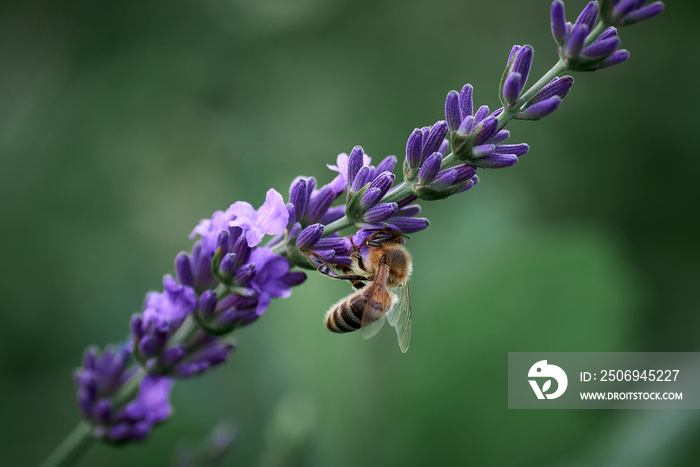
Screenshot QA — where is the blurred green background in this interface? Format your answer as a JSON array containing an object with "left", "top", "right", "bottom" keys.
[{"left": 1, "top": 0, "right": 698, "bottom": 465}]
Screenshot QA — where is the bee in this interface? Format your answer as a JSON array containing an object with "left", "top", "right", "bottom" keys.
[{"left": 307, "top": 227, "right": 413, "bottom": 352}]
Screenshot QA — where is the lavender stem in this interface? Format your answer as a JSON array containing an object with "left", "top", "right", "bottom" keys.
[{"left": 39, "top": 422, "right": 93, "bottom": 467}]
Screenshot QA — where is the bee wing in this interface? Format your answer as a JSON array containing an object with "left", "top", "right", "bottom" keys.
[
  {"left": 360, "top": 256, "right": 390, "bottom": 341},
  {"left": 386, "top": 282, "right": 411, "bottom": 353}
]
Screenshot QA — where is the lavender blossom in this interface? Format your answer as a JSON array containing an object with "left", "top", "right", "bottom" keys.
[
  {"left": 74, "top": 345, "right": 173, "bottom": 441},
  {"left": 47, "top": 2, "right": 665, "bottom": 464}
]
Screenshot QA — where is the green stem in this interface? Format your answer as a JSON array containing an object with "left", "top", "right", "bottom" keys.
[{"left": 39, "top": 421, "right": 93, "bottom": 467}]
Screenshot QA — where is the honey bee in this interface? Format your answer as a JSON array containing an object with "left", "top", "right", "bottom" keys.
[{"left": 307, "top": 227, "right": 413, "bottom": 352}]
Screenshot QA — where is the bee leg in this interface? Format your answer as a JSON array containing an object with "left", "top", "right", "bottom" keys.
[
  {"left": 303, "top": 249, "right": 373, "bottom": 283},
  {"left": 348, "top": 236, "right": 371, "bottom": 273}
]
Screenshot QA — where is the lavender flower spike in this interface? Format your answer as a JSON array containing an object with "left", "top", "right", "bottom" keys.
[{"left": 41, "top": 2, "right": 666, "bottom": 464}]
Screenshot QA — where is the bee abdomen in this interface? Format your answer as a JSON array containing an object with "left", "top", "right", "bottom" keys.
[{"left": 325, "top": 291, "right": 367, "bottom": 333}]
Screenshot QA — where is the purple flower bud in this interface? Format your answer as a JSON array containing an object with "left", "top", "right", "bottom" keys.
[
  {"left": 139, "top": 336, "right": 158, "bottom": 358},
  {"left": 376, "top": 156, "right": 397, "bottom": 177},
  {"left": 387, "top": 216, "right": 429, "bottom": 233},
  {"left": 432, "top": 169, "right": 458, "bottom": 190},
  {"left": 422, "top": 121, "right": 448, "bottom": 160},
  {"left": 511, "top": 45, "right": 533, "bottom": 89},
  {"left": 364, "top": 203, "right": 398, "bottom": 223},
  {"left": 473, "top": 105, "right": 490, "bottom": 123},
  {"left": 161, "top": 345, "right": 187, "bottom": 366},
  {"left": 297, "top": 223, "right": 324, "bottom": 249},
  {"left": 405, "top": 129, "right": 423, "bottom": 169},
  {"left": 346, "top": 146, "right": 364, "bottom": 188},
  {"left": 472, "top": 144, "right": 496, "bottom": 158},
  {"left": 472, "top": 116, "right": 498, "bottom": 146},
  {"left": 612, "top": 0, "right": 639, "bottom": 21},
  {"left": 130, "top": 315, "right": 144, "bottom": 341},
  {"left": 305, "top": 186, "right": 336, "bottom": 224},
  {"left": 350, "top": 166, "right": 370, "bottom": 193},
  {"left": 367, "top": 171, "right": 394, "bottom": 198},
  {"left": 287, "top": 222, "right": 301, "bottom": 245},
  {"left": 458, "top": 84, "right": 474, "bottom": 119},
  {"left": 282, "top": 271, "right": 307, "bottom": 287},
  {"left": 175, "top": 253, "right": 193, "bottom": 287},
  {"left": 566, "top": 23, "right": 588, "bottom": 58},
  {"left": 216, "top": 230, "right": 229, "bottom": 255},
  {"left": 192, "top": 243, "right": 215, "bottom": 290},
  {"left": 494, "top": 143, "right": 530, "bottom": 157},
  {"left": 458, "top": 180, "right": 475, "bottom": 193},
  {"left": 197, "top": 290, "right": 217, "bottom": 318},
  {"left": 471, "top": 153, "right": 519, "bottom": 169},
  {"left": 452, "top": 164, "right": 478, "bottom": 184},
  {"left": 234, "top": 263, "right": 256, "bottom": 285},
  {"left": 507, "top": 45, "right": 522, "bottom": 64},
  {"left": 530, "top": 76, "right": 573, "bottom": 105},
  {"left": 231, "top": 237, "right": 251, "bottom": 268},
  {"left": 582, "top": 37, "right": 620, "bottom": 59},
  {"left": 445, "top": 90, "right": 461, "bottom": 132},
  {"left": 397, "top": 204, "right": 421, "bottom": 217},
  {"left": 574, "top": 1, "right": 598, "bottom": 32},
  {"left": 109, "top": 423, "right": 131, "bottom": 440},
  {"left": 457, "top": 115, "right": 475, "bottom": 135},
  {"left": 218, "top": 253, "right": 236, "bottom": 278},
  {"left": 597, "top": 49, "right": 630, "bottom": 69},
  {"left": 418, "top": 153, "right": 443, "bottom": 185},
  {"left": 289, "top": 177, "right": 307, "bottom": 222},
  {"left": 503, "top": 72, "right": 522, "bottom": 107},
  {"left": 618, "top": 2, "right": 663, "bottom": 26},
  {"left": 360, "top": 188, "right": 383, "bottom": 209},
  {"left": 92, "top": 399, "right": 112, "bottom": 424},
  {"left": 490, "top": 129, "right": 510, "bottom": 144},
  {"left": 551, "top": 0, "right": 567, "bottom": 45},
  {"left": 518, "top": 96, "right": 562, "bottom": 120},
  {"left": 598, "top": 26, "right": 618, "bottom": 41},
  {"left": 397, "top": 194, "right": 418, "bottom": 208}
]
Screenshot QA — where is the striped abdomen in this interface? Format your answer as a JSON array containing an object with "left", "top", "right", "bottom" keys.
[{"left": 325, "top": 288, "right": 372, "bottom": 333}]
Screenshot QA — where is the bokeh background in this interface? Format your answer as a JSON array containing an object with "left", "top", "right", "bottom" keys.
[{"left": 1, "top": 0, "right": 698, "bottom": 465}]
